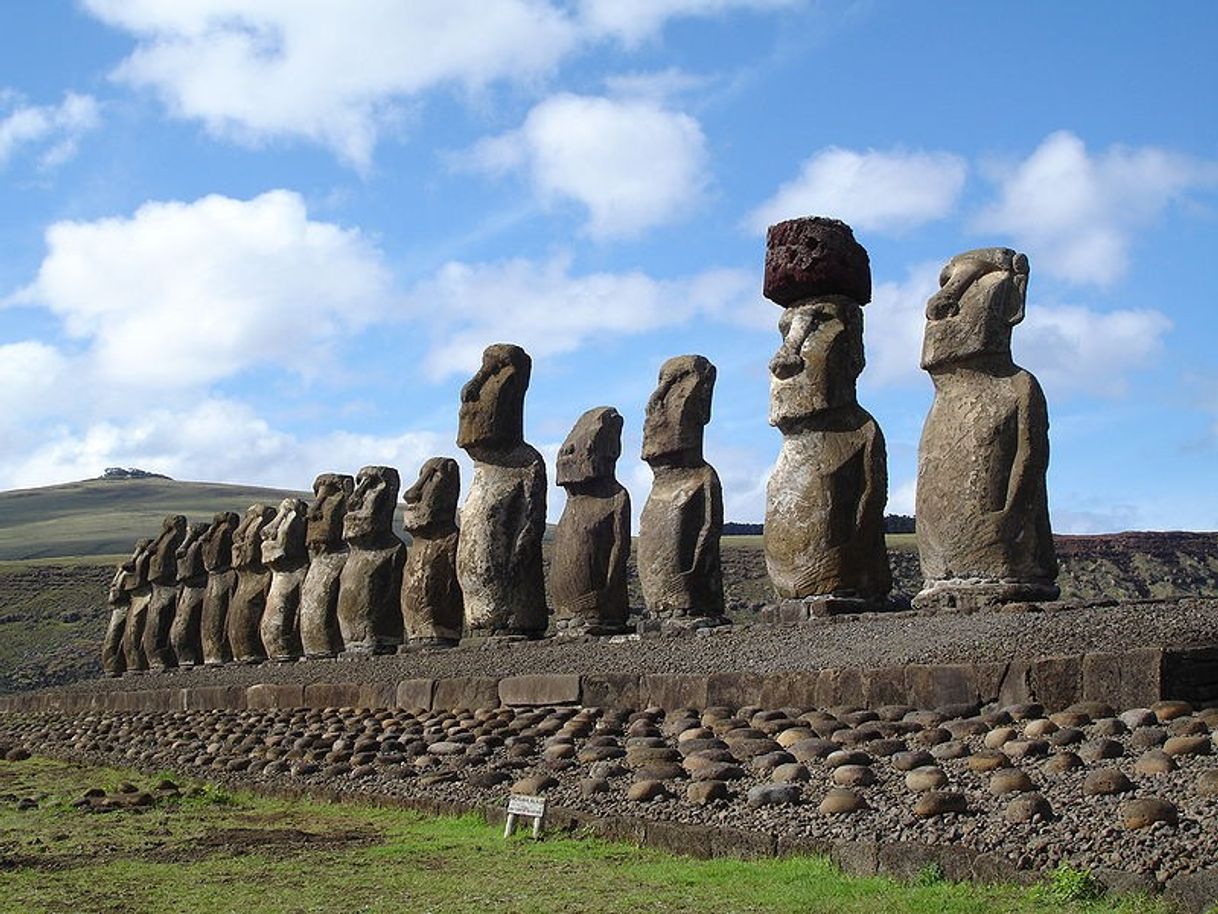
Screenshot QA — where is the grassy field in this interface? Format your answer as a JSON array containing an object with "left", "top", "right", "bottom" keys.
[{"left": 0, "top": 757, "right": 1166, "bottom": 914}]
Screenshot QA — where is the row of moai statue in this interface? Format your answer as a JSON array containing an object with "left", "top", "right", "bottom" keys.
[{"left": 100, "top": 215, "right": 1058, "bottom": 673}]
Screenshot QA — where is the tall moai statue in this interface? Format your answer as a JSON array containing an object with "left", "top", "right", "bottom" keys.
[
  {"left": 337, "top": 466, "right": 406, "bottom": 654},
  {"left": 638, "top": 355, "right": 725, "bottom": 624},
  {"left": 102, "top": 542, "right": 145, "bottom": 676},
  {"left": 142, "top": 514, "right": 187, "bottom": 670},
  {"left": 762, "top": 217, "right": 892, "bottom": 614},
  {"left": 300, "top": 473, "right": 354, "bottom": 658},
  {"left": 260, "top": 497, "right": 309, "bottom": 661},
  {"left": 914, "top": 247, "right": 1058, "bottom": 610},
  {"left": 169, "top": 521, "right": 209, "bottom": 667},
  {"left": 121, "top": 538, "right": 153, "bottom": 672},
  {"left": 552, "top": 407, "right": 631, "bottom": 635},
  {"left": 400, "top": 458, "right": 463, "bottom": 648},
  {"left": 456, "top": 344, "right": 548, "bottom": 638},
  {"left": 200, "top": 511, "right": 239, "bottom": 665},
  {"left": 227, "top": 503, "right": 276, "bottom": 663}
]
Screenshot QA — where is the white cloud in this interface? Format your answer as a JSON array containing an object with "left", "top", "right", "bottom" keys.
[
  {"left": 975, "top": 131, "right": 1218, "bottom": 286},
  {"left": 9, "top": 190, "right": 394, "bottom": 389},
  {"left": 0, "top": 91, "right": 100, "bottom": 169},
  {"left": 464, "top": 93, "right": 709, "bottom": 239},
  {"left": 861, "top": 262, "right": 941, "bottom": 388},
  {"left": 0, "top": 342, "right": 69, "bottom": 429},
  {"left": 746, "top": 147, "right": 967, "bottom": 234},
  {"left": 580, "top": 0, "right": 797, "bottom": 46}
]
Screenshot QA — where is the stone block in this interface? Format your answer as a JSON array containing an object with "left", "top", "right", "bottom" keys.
[
  {"left": 433, "top": 677, "right": 500, "bottom": 711},
  {"left": 183, "top": 686, "right": 247, "bottom": 711},
  {"left": 830, "top": 839, "right": 879, "bottom": 876},
  {"left": 862, "top": 666, "right": 908, "bottom": 706},
  {"left": 1083, "top": 650, "right": 1163, "bottom": 710},
  {"left": 705, "top": 672, "right": 764, "bottom": 709},
  {"left": 905, "top": 664, "right": 977, "bottom": 710},
  {"left": 998, "top": 661, "right": 1034, "bottom": 707},
  {"left": 878, "top": 842, "right": 960, "bottom": 882},
  {"left": 395, "top": 678, "right": 436, "bottom": 711},
  {"left": 759, "top": 672, "right": 819, "bottom": 710},
  {"left": 1030, "top": 655, "right": 1082, "bottom": 711},
  {"left": 776, "top": 835, "right": 832, "bottom": 859},
  {"left": 498, "top": 674, "right": 581, "bottom": 707},
  {"left": 710, "top": 826, "right": 776, "bottom": 859},
  {"left": 645, "top": 821, "right": 713, "bottom": 858},
  {"left": 1164, "top": 868, "right": 1218, "bottom": 914},
  {"left": 583, "top": 815, "right": 645, "bottom": 846},
  {"left": 642, "top": 674, "right": 708, "bottom": 711},
  {"left": 303, "top": 682, "right": 363, "bottom": 708},
  {"left": 1163, "top": 647, "right": 1218, "bottom": 707},
  {"left": 246, "top": 683, "right": 304, "bottom": 709},
  {"left": 358, "top": 682, "right": 396, "bottom": 709},
  {"left": 580, "top": 673, "right": 641, "bottom": 710},
  {"left": 972, "top": 662, "right": 1008, "bottom": 705},
  {"left": 816, "top": 668, "right": 865, "bottom": 708}
]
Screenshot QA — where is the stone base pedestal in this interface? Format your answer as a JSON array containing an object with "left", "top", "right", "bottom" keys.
[
  {"left": 912, "top": 579, "right": 1061, "bottom": 612},
  {"left": 398, "top": 638, "right": 459, "bottom": 652},
  {"left": 554, "top": 618, "right": 631, "bottom": 639},
  {"left": 637, "top": 614, "right": 730, "bottom": 636}
]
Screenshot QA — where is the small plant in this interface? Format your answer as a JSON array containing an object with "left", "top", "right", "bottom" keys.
[
  {"left": 1040, "top": 862, "right": 1101, "bottom": 903},
  {"left": 913, "top": 862, "right": 945, "bottom": 887}
]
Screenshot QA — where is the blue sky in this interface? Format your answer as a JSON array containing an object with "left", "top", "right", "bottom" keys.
[{"left": 1, "top": 1, "right": 1216, "bottom": 532}]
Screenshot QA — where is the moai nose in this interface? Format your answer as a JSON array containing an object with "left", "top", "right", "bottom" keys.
[{"left": 769, "top": 347, "right": 804, "bottom": 380}]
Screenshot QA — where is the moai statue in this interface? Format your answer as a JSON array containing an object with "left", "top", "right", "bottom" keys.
[
  {"left": 552, "top": 407, "right": 631, "bottom": 635},
  {"left": 101, "top": 542, "right": 145, "bottom": 676},
  {"left": 226, "top": 504, "right": 276, "bottom": 663},
  {"left": 200, "top": 511, "right": 239, "bottom": 665},
  {"left": 336, "top": 466, "right": 406, "bottom": 654},
  {"left": 121, "top": 538, "right": 153, "bottom": 672},
  {"left": 169, "top": 521, "right": 209, "bottom": 667},
  {"left": 400, "top": 458, "right": 463, "bottom": 648},
  {"left": 456, "top": 344, "right": 548, "bottom": 638},
  {"left": 914, "top": 247, "right": 1058, "bottom": 610},
  {"left": 762, "top": 217, "right": 892, "bottom": 615},
  {"left": 637, "top": 355, "right": 725, "bottom": 625},
  {"left": 260, "top": 497, "right": 309, "bottom": 661},
  {"left": 142, "top": 514, "right": 187, "bottom": 670},
  {"left": 300, "top": 473, "right": 354, "bottom": 658}
]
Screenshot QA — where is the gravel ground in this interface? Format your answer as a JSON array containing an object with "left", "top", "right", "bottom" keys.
[{"left": 58, "top": 597, "right": 1218, "bottom": 694}]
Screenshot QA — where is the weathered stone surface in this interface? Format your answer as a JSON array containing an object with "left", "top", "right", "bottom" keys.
[
  {"left": 638, "top": 355, "right": 724, "bottom": 620},
  {"left": 260, "top": 497, "right": 309, "bottom": 661},
  {"left": 914, "top": 248, "right": 1058, "bottom": 610},
  {"left": 498, "top": 674, "right": 581, "bottom": 707},
  {"left": 142, "top": 514, "right": 187, "bottom": 670},
  {"left": 432, "top": 677, "right": 500, "bottom": 711},
  {"left": 552, "top": 407, "right": 631, "bottom": 633},
  {"left": 401, "top": 458, "right": 463, "bottom": 647},
  {"left": 244, "top": 683, "right": 303, "bottom": 709},
  {"left": 169, "top": 521, "right": 209, "bottom": 667},
  {"left": 121, "top": 542, "right": 153, "bottom": 672},
  {"left": 1083, "top": 768, "right": 1133, "bottom": 796},
  {"left": 395, "top": 678, "right": 436, "bottom": 711},
  {"left": 914, "top": 790, "right": 968, "bottom": 817},
  {"left": 103, "top": 541, "right": 146, "bottom": 676},
  {"left": 300, "top": 473, "right": 353, "bottom": 659},
  {"left": 227, "top": 504, "right": 276, "bottom": 663},
  {"left": 200, "top": 512, "right": 239, "bottom": 665},
  {"left": 456, "top": 344, "right": 548, "bottom": 636},
  {"left": 1005, "top": 792, "right": 1052, "bottom": 823},
  {"left": 337, "top": 466, "right": 406, "bottom": 655},
  {"left": 1122, "top": 797, "right": 1178, "bottom": 830},
  {"left": 763, "top": 218, "right": 891, "bottom": 606}
]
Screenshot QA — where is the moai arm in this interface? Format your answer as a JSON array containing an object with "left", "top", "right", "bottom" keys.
[
  {"left": 1000, "top": 374, "right": 1050, "bottom": 536},
  {"left": 605, "top": 491, "right": 631, "bottom": 603},
  {"left": 856, "top": 422, "right": 888, "bottom": 537},
  {"left": 687, "top": 473, "right": 721, "bottom": 579},
  {"left": 509, "top": 461, "right": 546, "bottom": 574}
]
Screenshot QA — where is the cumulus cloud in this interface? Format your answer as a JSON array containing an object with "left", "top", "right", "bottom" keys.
[
  {"left": 975, "top": 131, "right": 1218, "bottom": 286},
  {"left": 8, "top": 190, "right": 394, "bottom": 389},
  {"left": 746, "top": 147, "right": 967, "bottom": 234},
  {"left": 463, "top": 93, "right": 709, "bottom": 239},
  {"left": 0, "top": 91, "right": 100, "bottom": 169},
  {"left": 579, "top": 0, "right": 797, "bottom": 46}
]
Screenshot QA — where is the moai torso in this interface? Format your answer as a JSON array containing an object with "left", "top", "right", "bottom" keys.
[
  {"left": 260, "top": 497, "right": 309, "bottom": 661},
  {"left": 121, "top": 539, "right": 153, "bottom": 672},
  {"left": 401, "top": 458, "right": 463, "bottom": 647},
  {"left": 300, "top": 473, "right": 353, "bottom": 658},
  {"left": 170, "top": 521, "right": 209, "bottom": 666},
  {"left": 227, "top": 504, "right": 276, "bottom": 662},
  {"left": 336, "top": 466, "right": 406, "bottom": 654},
  {"left": 200, "top": 511, "right": 239, "bottom": 664},
  {"left": 455, "top": 344, "right": 548, "bottom": 637},
  {"left": 552, "top": 407, "right": 631, "bottom": 633},
  {"left": 102, "top": 541, "right": 145, "bottom": 676},
  {"left": 143, "top": 514, "right": 187, "bottom": 670}
]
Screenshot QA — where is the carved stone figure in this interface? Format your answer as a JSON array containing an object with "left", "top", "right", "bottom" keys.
[
  {"left": 456, "top": 344, "right": 548, "bottom": 637},
  {"left": 121, "top": 539, "right": 153, "bottom": 672},
  {"left": 400, "top": 458, "right": 463, "bottom": 648},
  {"left": 169, "top": 521, "right": 209, "bottom": 667},
  {"left": 337, "top": 466, "right": 406, "bottom": 654},
  {"left": 300, "top": 473, "right": 354, "bottom": 658},
  {"left": 763, "top": 217, "right": 892, "bottom": 613},
  {"left": 102, "top": 542, "right": 145, "bottom": 676},
  {"left": 552, "top": 407, "right": 631, "bottom": 634},
  {"left": 142, "top": 514, "right": 187, "bottom": 670},
  {"left": 227, "top": 504, "right": 276, "bottom": 662},
  {"left": 260, "top": 497, "right": 309, "bottom": 661},
  {"left": 200, "top": 511, "right": 239, "bottom": 665},
  {"left": 637, "top": 355, "right": 725, "bottom": 622},
  {"left": 915, "top": 247, "right": 1059, "bottom": 610}
]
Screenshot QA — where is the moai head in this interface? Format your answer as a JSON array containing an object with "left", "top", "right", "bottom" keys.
[
  {"left": 261, "top": 497, "right": 309, "bottom": 566},
  {"left": 115, "top": 537, "right": 151, "bottom": 598},
  {"left": 343, "top": 465, "right": 400, "bottom": 543},
  {"left": 642, "top": 355, "right": 716, "bottom": 467},
  {"left": 233, "top": 504, "right": 276, "bottom": 569},
  {"left": 763, "top": 217, "right": 870, "bottom": 429},
  {"left": 921, "top": 247, "right": 1029, "bottom": 372},
  {"left": 557, "top": 407, "right": 623, "bottom": 488},
  {"left": 148, "top": 514, "right": 187, "bottom": 584},
  {"left": 402, "top": 458, "right": 460, "bottom": 535},
  {"left": 306, "top": 473, "right": 354, "bottom": 553},
  {"left": 202, "top": 511, "right": 239, "bottom": 573},
  {"left": 175, "top": 521, "right": 209, "bottom": 582},
  {"left": 457, "top": 344, "right": 531, "bottom": 453}
]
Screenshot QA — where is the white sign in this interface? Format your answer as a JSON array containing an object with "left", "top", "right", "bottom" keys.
[{"left": 504, "top": 794, "right": 547, "bottom": 839}]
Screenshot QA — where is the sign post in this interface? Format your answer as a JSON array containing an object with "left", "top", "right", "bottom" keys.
[{"left": 504, "top": 794, "right": 547, "bottom": 839}]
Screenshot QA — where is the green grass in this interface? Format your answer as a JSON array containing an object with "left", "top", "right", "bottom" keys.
[
  {"left": 721, "top": 533, "right": 919, "bottom": 553},
  {"left": 0, "top": 757, "right": 1168, "bottom": 914}
]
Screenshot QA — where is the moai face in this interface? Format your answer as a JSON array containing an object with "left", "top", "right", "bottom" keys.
[
  {"left": 149, "top": 514, "right": 187, "bottom": 583},
  {"left": 641, "top": 355, "right": 715, "bottom": 466},
  {"left": 402, "top": 458, "right": 460, "bottom": 533},
  {"left": 557, "top": 407, "right": 623, "bottom": 487},
  {"left": 202, "top": 512, "right": 239, "bottom": 573},
  {"left": 456, "top": 344, "right": 531, "bottom": 452},
  {"left": 306, "top": 473, "right": 354, "bottom": 552},
  {"left": 343, "top": 466, "right": 400, "bottom": 542},
  {"left": 175, "top": 521, "right": 209, "bottom": 582},
  {"left": 768, "top": 298, "right": 864, "bottom": 427},
  {"left": 115, "top": 538, "right": 151, "bottom": 597},
  {"left": 262, "top": 497, "right": 308, "bottom": 565},
  {"left": 233, "top": 504, "right": 276, "bottom": 569},
  {"left": 921, "top": 247, "right": 1029, "bottom": 372}
]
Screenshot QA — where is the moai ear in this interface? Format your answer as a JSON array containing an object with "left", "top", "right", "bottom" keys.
[
  {"left": 342, "top": 476, "right": 355, "bottom": 496},
  {"left": 1006, "top": 252, "right": 1029, "bottom": 327}
]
